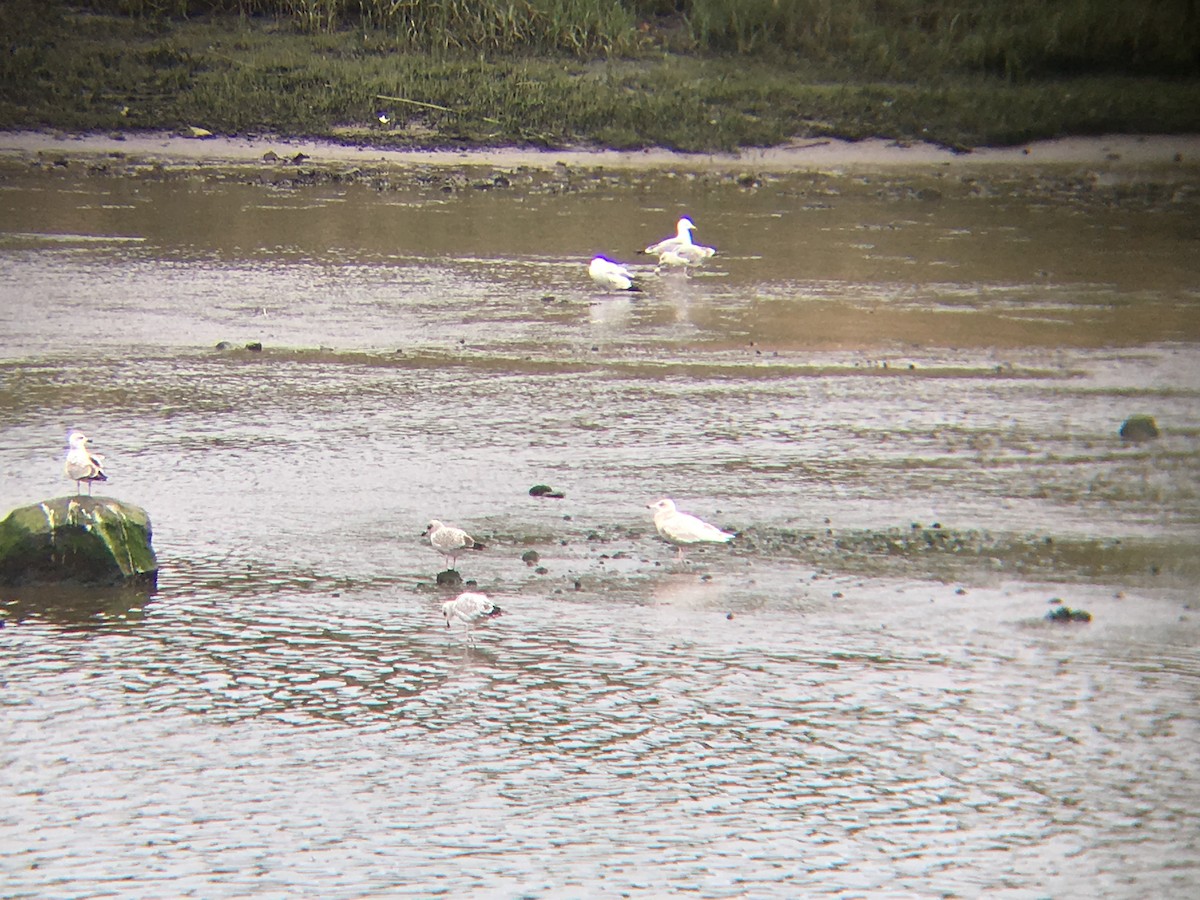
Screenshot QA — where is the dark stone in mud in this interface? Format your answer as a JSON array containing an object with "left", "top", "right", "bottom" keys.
[
  {"left": 1119, "top": 414, "right": 1159, "bottom": 442},
  {"left": 521, "top": 550, "right": 540, "bottom": 566},
  {"left": 0, "top": 496, "right": 158, "bottom": 587},
  {"left": 529, "top": 484, "right": 566, "bottom": 499},
  {"left": 214, "top": 340, "right": 234, "bottom": 350},
  {"left": 1045, "top": 605, "right": 1092, "bottom": 623},
  {"left": 244, "top": 341, "right": 263, "bottom": 352},
  {"left": 435, "top": 569, "right": 463, "bottom": 587}
]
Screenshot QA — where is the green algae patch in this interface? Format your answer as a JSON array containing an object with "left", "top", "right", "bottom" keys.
[{"left": 0, "top": 496, "right": 159, "bottom": 586}]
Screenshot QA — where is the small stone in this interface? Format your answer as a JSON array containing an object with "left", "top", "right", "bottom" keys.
[
  {"left": 244, "top": 342, "right": 263, "bottom": 352},
  {"left": 214, "top": 341, "right": 233, "bottom": 350},
  {"left": 521, "top": 550, "right": 539, "bottom": 566},
  {"left": 534, "top": 566, "right": 549, "bottom": 575},
  {"left": 529, "top": 484, "right": 565, "bottom": 499},
  {"left": 435, "top": 570, "right": 462, "bottom": 586},
  {"left": 1046, "top": 605, "right": 1092, "bottom": 623},
  {"left": 1119, "top": 414, "right": 1159, "bottom": 442}
]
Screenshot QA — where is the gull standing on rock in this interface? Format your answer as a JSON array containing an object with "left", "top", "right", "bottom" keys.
[
  {"left": 588, "top": 256, "right": 643, "bottom": 292},
  {"left": 647, "top": 498, "right": 734, "bottom": 558},
  {"left": 423, "top": 519, "right": 485, "bottom": 569},
  {"left": 442, "top": 591, "right": 504, "bottom": 642},
  {"left": 64, "top": 431, "right": 107, "bottom": 495}
]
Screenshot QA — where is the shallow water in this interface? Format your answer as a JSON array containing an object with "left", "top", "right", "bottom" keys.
[{"left": 1, "top": 157, "right": 1199, "bottom": 897}]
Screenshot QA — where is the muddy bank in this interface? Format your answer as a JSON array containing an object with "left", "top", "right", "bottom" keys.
[{"left": 3, "top": 130, "right": 1199, "bottom": 178}]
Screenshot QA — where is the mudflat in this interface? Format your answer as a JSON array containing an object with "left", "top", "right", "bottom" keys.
[{"left": 3, "top": 130, "right": 1199, "bottom": 174}]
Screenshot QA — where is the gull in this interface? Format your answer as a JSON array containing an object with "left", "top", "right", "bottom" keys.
[
  {"left": 647, "top": 498, "right": 734, "bottom": 558},
  {"left": 655, "top": 246, "right": 709, "bottom": 273},
  {"left": 643, "top": 216, "right": 716, "bottom": 261},
  {"left": 655, "top": 248, "right": 691, "bottom": 272},
  {"left": 588, "top": 256, "right": 642, "bottom": 292},
  {"left": 64, "top": 431, "right": 107, "bottom": 495},
  {"left": 660, "top": 242, "right": 714, "bottom": 266},
  {"left": 423, "top": 519, "right": 485, "bottom": 569},
  {"left": 442, "top": 591, "right": 504, "bottom": 642}
]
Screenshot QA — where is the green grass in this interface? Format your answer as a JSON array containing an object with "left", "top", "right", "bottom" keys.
[{"left": 2, "top": 2, "right": 1198, "bottom": 152}]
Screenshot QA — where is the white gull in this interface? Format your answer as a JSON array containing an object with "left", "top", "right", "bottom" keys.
[
  {"left": 423, "top": 519, "right": 485, "bottom": 569},
  {"left": 442, "top": 591, "right": 505, "bottom": 641},
  {"left": 647, "top": 497, "right": 734, "bottom": 557},
  {"left": 643, "top": 217, "right": 716, "bottom": 262},
  {"left": 588, "top": 256, "right": 642, "bottom": 292},
  {"left": 64, "top": 431, "right": 107, "bottom": 495}
]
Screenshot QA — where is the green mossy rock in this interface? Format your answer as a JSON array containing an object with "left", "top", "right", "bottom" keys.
[{"left": 0, "top": 496, "right": 158, "bottom": 586}]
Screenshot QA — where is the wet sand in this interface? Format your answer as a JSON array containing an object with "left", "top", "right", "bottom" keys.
[{"left": 2, "top": 129, "right": 1199, "bottom": 174}]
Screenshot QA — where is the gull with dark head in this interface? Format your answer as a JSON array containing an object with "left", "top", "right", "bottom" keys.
[
  {"left": 647, "top": 497, "right": 734, "bottom": 558},
  {"left": 64, "top": 431, "right": 107, "bottom": 495},
  {"left": 588, "top": 256, "right": 642, "bottom": 292},
  {"left": 423, "top": 519, "right": 485, "bottom": 569}
]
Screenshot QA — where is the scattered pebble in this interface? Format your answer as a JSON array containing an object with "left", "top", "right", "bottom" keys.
[{"left": 1046, "top": 605, "right": 1092, "bottom": 623}]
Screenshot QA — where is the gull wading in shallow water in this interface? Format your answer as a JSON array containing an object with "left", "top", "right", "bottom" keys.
[
  {"left": 655, "top": 247, "right": 706, "bottom": 273},
  {"left": 64, "top": 431, "right": 107, "bottom": 495},
  {"left": 647, "top": 497, "right": 735, "bottom": 558},
  {"left": 588, "top": 256, "right": 642, "bottom": 292},
  {"left": 442, "top": 591, "right": 505, "bottom": 642},
  {"left": 423, "top": 519, "right": 485, "bottom": 569},
  {"left": 643, "top": 216, "right": 716, "bottom": 263}
]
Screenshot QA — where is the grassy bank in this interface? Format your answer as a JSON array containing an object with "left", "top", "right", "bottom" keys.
[{"left": 2, "top": 2, "right": 1199, "bottom": 152}]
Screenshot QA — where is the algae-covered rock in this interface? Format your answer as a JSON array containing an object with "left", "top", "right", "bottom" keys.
[{"left": 0, "top": 496, "right": 158, "bottom": 586}]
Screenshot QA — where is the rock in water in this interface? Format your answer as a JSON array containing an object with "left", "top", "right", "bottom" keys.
[
  {"left": 1119, "top": 414, "right": 1160, "bottom": 442},
  {"left": 0, "top": 496, "right": 158, "bottom": 586}
]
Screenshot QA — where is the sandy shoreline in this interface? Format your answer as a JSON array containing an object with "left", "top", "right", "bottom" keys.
[{"left": 2, "top": 130, "right": 1198, "bottom": 174}]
